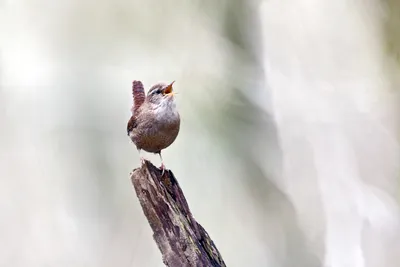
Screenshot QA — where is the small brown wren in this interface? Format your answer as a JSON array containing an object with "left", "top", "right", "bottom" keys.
[{"left": 127, "top": 80, "right": 180, "bottom": 172}]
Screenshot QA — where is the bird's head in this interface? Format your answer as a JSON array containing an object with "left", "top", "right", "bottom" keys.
[{"left": 146, "top": 81, "right": 176, "bottom": 106}]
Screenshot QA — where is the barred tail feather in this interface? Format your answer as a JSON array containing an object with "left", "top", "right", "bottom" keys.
[{"left": 132, "top": 80, "right": 145, "bottom": 115}]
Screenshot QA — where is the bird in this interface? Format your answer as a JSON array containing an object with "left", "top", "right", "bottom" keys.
[{"left": 127, "top": 80, "right": 180, "bottom": 174}]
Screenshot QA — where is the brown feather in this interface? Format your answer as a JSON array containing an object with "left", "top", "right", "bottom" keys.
[
  {"left": 131, "top": 80, "right": 145, "bottom": 115},
  {"left": 127, "top": 116, "right": 137, "bottom": 136},
  {"left": 128, "top": 81, "right": 180, "bottom": 154}
]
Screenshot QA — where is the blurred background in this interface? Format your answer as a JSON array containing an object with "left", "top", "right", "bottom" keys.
[{"left": 1, "top": 0, "right": 400, "bottom": 266}]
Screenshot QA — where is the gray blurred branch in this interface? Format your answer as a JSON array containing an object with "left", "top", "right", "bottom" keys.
[{"left": 131, "top": 161, "right": 226, "bottom": 267}]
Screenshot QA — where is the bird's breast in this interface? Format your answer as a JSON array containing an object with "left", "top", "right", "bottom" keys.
[
  {"left": 154, "top": 101, "right": 179, "bottom": 124},
  {"left": 130, "top": 101, "right": 180, "bottom": 153}
]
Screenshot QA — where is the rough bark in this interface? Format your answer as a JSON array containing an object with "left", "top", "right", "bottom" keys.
[{"left": 131, "top": 160, "right": 226, "bottom": 267}]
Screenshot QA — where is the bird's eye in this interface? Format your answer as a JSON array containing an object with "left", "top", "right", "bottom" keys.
[{"left": 152, "top": 89, "right": 162, "bottom": 95}]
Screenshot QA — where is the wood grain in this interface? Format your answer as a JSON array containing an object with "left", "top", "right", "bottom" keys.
[{"left": 131, "top": 161, "right": 226, "bottom": 267}]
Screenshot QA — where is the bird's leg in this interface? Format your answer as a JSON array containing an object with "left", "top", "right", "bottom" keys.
[
  {"left": 138, "top": 149, "right": 145, "bottom": 165},
  {"left": 158, "top": 152, "right": 165, "bottom": 175}
]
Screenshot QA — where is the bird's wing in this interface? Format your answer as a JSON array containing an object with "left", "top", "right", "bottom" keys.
[
  {"left": 131, "top": 80, "right": 145, "bottom": 115},
  {"left": 127, "top": 115, "right": 137, "bottom": 135}
]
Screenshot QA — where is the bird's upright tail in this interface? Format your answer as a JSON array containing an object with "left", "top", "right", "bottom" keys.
[{"left": 131, "top": 80, "right": 145, "bottom": 115}]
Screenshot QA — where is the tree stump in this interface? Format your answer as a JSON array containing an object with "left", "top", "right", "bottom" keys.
[{"left": 131, "top": 160, "right": 226, "bottom": 267}]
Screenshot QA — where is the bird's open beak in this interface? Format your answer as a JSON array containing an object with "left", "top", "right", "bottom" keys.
[{"left": 163, "top": 81, "right": 175, "bottom": 96}]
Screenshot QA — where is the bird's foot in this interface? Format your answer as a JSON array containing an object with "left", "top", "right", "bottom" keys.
[
  {"left": 140, "top": 157, "right": 146, "bottom": 165},
  {"left": 159, "top": 163, "right": 166, "bottom": 176}
]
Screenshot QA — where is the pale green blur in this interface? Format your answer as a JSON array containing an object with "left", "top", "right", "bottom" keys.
[{"left": 0, "top": 1, "right": 399, "bottom": 267}]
